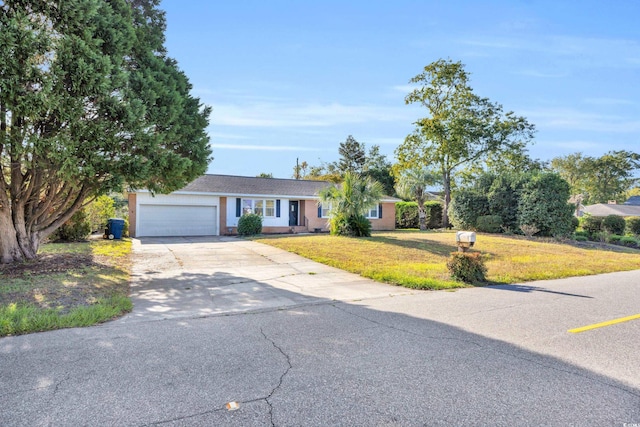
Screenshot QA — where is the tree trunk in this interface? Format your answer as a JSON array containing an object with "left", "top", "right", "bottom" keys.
[
  {"left": 418, "top": 198, "right": 427, "bottom": 230},
  {"left": 442, "top": 171, "right": 451, "bottom": 229},
  {"left": 0, "top": 208, "right": 36, "bottom": 263}
]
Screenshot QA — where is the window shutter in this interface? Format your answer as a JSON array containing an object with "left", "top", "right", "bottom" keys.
[
  {"left": 236, "top": 198, "right": 241, "bottom": 217},
  {"left": 318, "top": 204, "right": 322, "bottom": 218},
  {"left": 378, "top": 203, "right": 383, "bottom": 219},
  {"left": 276, "top": 200, "right": 281, "bottom": 217}
]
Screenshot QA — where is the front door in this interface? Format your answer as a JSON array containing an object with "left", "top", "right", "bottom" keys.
[{"left": 289, "top": 201, "right": 299, "bottom": 226}]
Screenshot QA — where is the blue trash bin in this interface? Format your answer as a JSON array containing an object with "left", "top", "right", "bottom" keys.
[{"left": 107, "top": 218, "right": 125, "bottom": 239}]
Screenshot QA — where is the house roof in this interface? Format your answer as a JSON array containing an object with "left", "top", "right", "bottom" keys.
[
  {"left": 625, "top": 196, "right": 640, "bottom": 206},
  {"left": 170, "top": 174, "right": 400, "bottom": 201},
  {"left": 583, "top": 203, "right": 640, "bottom": 217}
]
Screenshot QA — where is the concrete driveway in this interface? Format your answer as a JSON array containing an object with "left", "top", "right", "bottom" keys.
[{"left": 120, "top": 236, "right": 413, "bottom": 322}]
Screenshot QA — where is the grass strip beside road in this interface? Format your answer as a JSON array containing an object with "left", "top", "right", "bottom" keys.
[
  {"left": 0, "top": 239, "right": 133, "bottom": 337},
  {"left": 256, "top": 231, "right": 640, "bottom": 290}
]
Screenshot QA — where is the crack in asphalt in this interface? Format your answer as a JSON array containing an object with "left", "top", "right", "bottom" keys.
[
  {"left": 332, "top": 303, "right": 640, "bottom": 399},
  {"left": 260, "top": 327, "right": 293, "bottom": 427},
  {"left": 140, "top": 328, "right": 293, "bottom": 427}
]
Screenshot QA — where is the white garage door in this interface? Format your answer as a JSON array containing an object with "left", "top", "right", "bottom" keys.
[{"left": 138, "top": 204, "right": 217, "bottom": 237}]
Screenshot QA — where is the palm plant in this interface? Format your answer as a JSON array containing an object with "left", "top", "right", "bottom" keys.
[
  {"left": 395, "top": 168, "right": 440, "bottom": 230},
  {"left": 319, "top": 172, "right": 384, "bottom": 237}
]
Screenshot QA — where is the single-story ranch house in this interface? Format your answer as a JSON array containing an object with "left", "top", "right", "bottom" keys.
[{"left": 128, "top": 174, "right": 399, "bottom": 237}]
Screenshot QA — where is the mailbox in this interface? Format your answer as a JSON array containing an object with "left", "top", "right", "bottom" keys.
[{"left": 456, "top": 231, "right": 476, "bottom": 252}]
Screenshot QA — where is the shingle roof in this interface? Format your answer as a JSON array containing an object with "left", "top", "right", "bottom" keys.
[
  {"left": 625, "top": 196, "right": 640, "bottom": 206},
  {"left": 583, "top": 204, "right": 640, "bottom": 217},
  {"left": 179, "top": 174, "right": 331, "bottom": 198},
  {"left": 171, "top": 174, "right": 401, "bottom": 201}
]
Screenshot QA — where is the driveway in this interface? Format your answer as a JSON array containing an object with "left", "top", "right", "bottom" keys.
[
  {"left": 120, "top": 236, "right": 414, "bottom": 322},
  {"left": 1, "top": 237, "right": 639, "bottom": 426}
]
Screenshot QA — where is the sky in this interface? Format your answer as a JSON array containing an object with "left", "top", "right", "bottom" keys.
[{"left": 161, "top": 0, "right": 640, "bottom": 179}]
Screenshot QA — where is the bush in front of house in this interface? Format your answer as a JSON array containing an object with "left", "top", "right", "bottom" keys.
[
  {"left": 602, "top": 215, "right": 626, "bottom": 235},
  {"left": 395, "top": 201, "right": 444, "bottom": 229},
  {"left": 330, "top": 212, "right": 372, "bottom": 237},
  {"left": 476, "top": 215, "right": 503, "bottom": 233},
  {"left": 626, "top": 217, "right": 640, "bottom": 236},
  {"left": 580, "top": 215, "right": 604, "bottom": 237},
  {"left": 425, "top": 201, "right": 443, "bottom": 228},
  {"left": 446, "top": 252, "right": 487, "bottom": 284},
  {"left": 395, "top": 201, "right": 419, "bottom": 229},
  {"left": 237, "top": 213, "right": 262, "bottom": 236},
  {"left": 620, "top": 236, "right": 639, "bottom": 248}
]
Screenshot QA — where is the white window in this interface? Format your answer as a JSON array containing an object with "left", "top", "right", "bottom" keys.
[
  {"left": 365, "top": 207, "right": 379, "bottom": 219},
  {"left": 321, "top": 203, "right": 332, "bottom": 218},
  {"left": 265, "top": 200, "right": 275, "bottom": 217},
  {"left": 242, "top": 199, "right": 276, "bottom": 217}
]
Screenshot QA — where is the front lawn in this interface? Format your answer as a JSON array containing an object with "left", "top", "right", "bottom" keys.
[
  {"left": 256, "top": 231, "right": 640, "bottom": 290},
  {"left": 0, "top": 239, "right": 133, "bottom": 337}
]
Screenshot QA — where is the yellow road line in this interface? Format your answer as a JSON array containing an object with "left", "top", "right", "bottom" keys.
[{"left": 568, "top": 314, "right": 640, "bottom": 334}]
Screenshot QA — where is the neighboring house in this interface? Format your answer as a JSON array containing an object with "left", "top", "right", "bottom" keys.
[
  {"left": 582, "top": 203, "right": 640, "bottom": 218},
  {"left": 128, "top": 174, "right": 399, "bottom": 237}
]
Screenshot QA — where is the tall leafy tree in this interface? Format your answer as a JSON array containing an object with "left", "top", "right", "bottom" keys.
[
  {"left": 319, "top": 172, "right": 383, "bottom": 237},
  {"left": 395, "top": 59, "right": 535, "bottom": 228},
  {"left": 395, "top": 168, "right": 440, "bottom": 230},
  {"left": 0, "top": 0, "right": 211, "bottom": 263},
  {"left": 550, "top": 151, "right": 640, "bottom": 204}
]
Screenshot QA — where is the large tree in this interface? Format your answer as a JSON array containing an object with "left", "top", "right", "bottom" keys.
[
  {"left": 551, "top": 151, "right": 640, "bottom": 204},
  {"left": 395, "top": 59, "right": 535, "bottom": 228},
  {"left": 0, "top": 0, "right": 211, "bottom": 263}
]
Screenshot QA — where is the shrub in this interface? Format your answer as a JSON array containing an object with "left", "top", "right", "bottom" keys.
[
  {"left": 51, "top": 209, "right": 91, "bottom": 242},
  {"left": 620, "top": 236, "right": 639, "bottom": 248},
  {"left": 476, "top": 215, "right": 503, "bottom": 233},
  {"left": 602, "top": 215, "right": 626, "bottom": 235},
  {"left": 425, "top": 201, "right": 443, "bottom": 228},
  {"left": 581, "top": 215, "right": 604, "bottom": 236},
  {"left": 517, "top": 173, "right": 574, "bottom": 237},
  {"left": 574, "top": 235, "right": 588, "bottom": 242},
  {"left": 237, "top": 213, "right": 262, "bottom": 236},
  {"left": 626, "top": 217, "right": 640, "bottom": 235},
  {"left": 450, "top": 190, "right": 490, "bottom": 229},
  {"left": 608, "top": 234, "right": 623, "bottom": 243},
  {"left": 330, "top": 213, "right": 372, "bottom": 237},
  {"left": 573, "top": 230, "right": 589, "bottom": 239},
  {"left": 395, "top": 201, "right": 419, "bottom": 229},
  {"left": 446, "top": 252, "right": 487, "bottom": 284}
]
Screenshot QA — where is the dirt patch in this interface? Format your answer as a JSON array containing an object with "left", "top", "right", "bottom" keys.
[
  {"left": 0, "top": 253, "right": 98, "bottom": 278},
  {"left": 0, "top": 250, "right": 130, "bottom": 313}
]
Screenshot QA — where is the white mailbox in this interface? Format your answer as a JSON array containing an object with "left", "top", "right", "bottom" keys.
[{"left": 456, "top": 231, "right": 476, "bottom": 252}]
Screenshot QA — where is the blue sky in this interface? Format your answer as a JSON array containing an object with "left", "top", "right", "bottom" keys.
[{"left": 162, "top": 0, "right": 640, "bottom": 179}]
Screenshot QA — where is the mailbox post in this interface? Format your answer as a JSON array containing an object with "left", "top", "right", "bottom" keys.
[{"left": 456, "top": 231, "right": 476, "bottom": 252}]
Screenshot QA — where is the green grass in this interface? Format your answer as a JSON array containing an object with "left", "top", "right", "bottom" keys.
[
  {"left": 256, "top": 231, "right": 640, "bottom": 290},
  {"left": 0, "top": 296, "right": 132, "bottom": 336},
  {"left": 0, "top": 238, "right": 133, "bottom": 337}
]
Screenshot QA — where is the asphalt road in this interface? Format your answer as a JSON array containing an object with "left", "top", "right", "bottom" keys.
[{"left": 1, "top": 238, "right": 639, "bottom": 426}]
